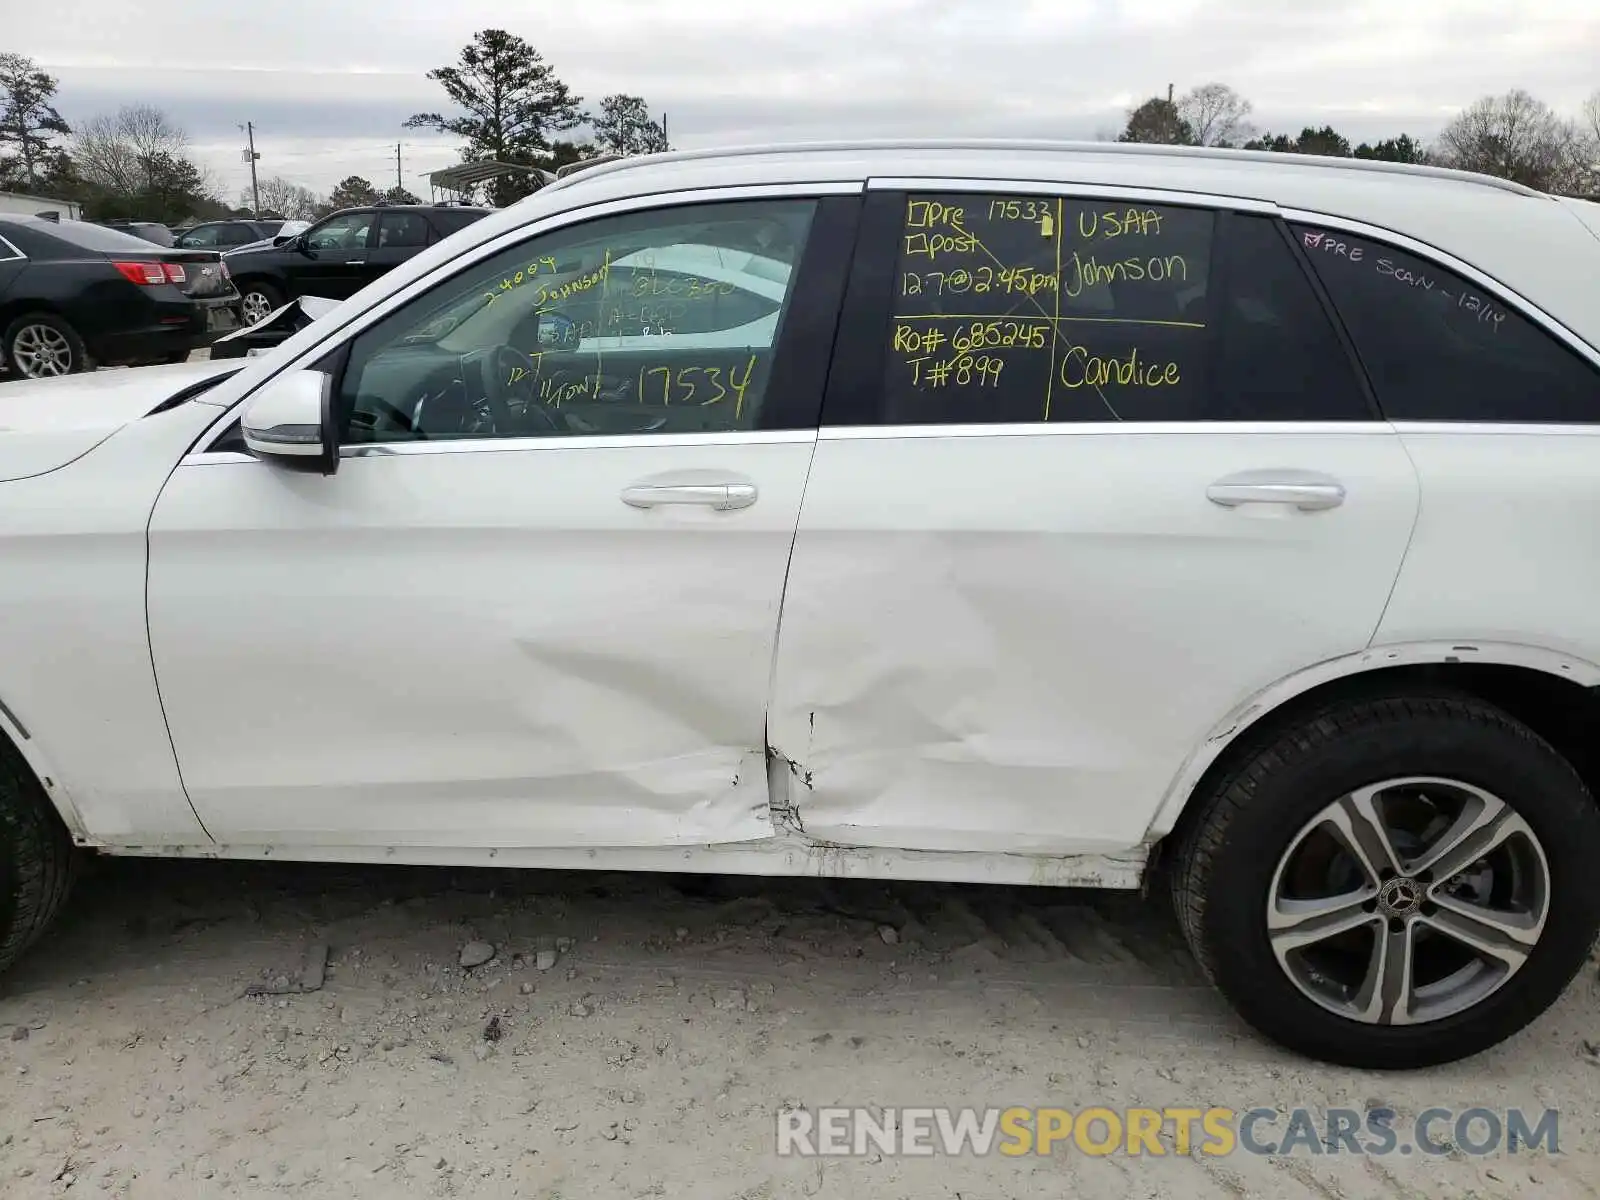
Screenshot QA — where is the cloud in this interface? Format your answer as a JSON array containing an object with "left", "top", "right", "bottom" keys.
[{"left": 8, "top": 0, "right": 1597, "bottom": 196}]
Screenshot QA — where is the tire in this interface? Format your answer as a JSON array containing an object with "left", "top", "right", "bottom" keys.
[
  {"left": 3, "top": 313, "right": 91, "bottom": 378},
  {"left": 239, "top": 282, "right": 284, "bottom": 326},
  {"left": 1170, "top": 693, "right": 1600, "bottom": 1068},
  {"left": 0, "top": 734, "right": 77, "bottom": 979}
]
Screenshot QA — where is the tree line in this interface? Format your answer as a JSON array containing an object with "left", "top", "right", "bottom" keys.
[
  {"left": 2, "top": 37, "right": 1595, "bottom": 227},
  {"left": 0, "top": 30, "right": 670, "bottom": 224},
  {"left": 1118, "top": 83, "right": 1600, "bottom": 195}
]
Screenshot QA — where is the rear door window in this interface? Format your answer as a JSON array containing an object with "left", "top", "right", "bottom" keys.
[
  {"left": 870, "top": 193, "right": 1368, "bottom": 425},
  {"left": 1292, "top": 224, "right": 1600, "bottom": 422},
  {"left": 377, "top": 212, "right": 430, "bottom": 248}
]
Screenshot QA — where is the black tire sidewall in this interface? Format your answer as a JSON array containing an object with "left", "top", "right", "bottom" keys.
[
  {"left": 1197, "top": 700, "right": 1600, "bottom": 1068},
  {"left": 5, "top": 313, "right": 88, "bottom": 377}
]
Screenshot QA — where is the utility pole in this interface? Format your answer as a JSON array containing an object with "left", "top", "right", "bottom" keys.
[
  {"left": 395, "top": 142, "right": 403, "bottom": 193},
  {"left": 240, "top": 122, "right": 261, "bottom": 217}
]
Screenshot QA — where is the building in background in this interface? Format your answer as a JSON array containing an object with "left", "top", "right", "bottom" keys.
[{"left": 0, "top": 190, "right": 82, "bottom": 220}]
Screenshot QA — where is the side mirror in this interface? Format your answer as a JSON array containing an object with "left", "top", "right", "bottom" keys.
[
  {"left": 241, "top": 369, "right": 338, "bottom": 475},
  {"left": 271, "top": 231, "right": 300, "bottom": 248}
]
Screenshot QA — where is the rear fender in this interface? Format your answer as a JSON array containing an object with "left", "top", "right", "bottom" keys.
[{"left": 1144, "top": 639, "right": 1600, "bottom": 840}]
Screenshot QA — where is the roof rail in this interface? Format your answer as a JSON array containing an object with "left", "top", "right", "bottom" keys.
[
  {"left": 555, "top": 153, "right": 627, "bottom": 179},
  {"left": 538, "top": 137, "right": 1548, "bottom": 199}
]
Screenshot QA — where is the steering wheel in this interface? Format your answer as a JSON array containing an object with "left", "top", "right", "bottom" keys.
[
  {"left": 364, "top": 396, "right": 425, "bottom": 437},
  {"left": 471, "top": 345, "right": 563, "bottom": 435}
]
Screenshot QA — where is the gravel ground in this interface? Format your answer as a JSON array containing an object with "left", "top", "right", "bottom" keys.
[{"left": 1, "top": 857, "right": 1597, "bottom": 1198}]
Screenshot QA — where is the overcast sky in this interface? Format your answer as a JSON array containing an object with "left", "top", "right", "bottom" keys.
[{"left": 10, "top": 1, "right": 1599, "bottom": 202}]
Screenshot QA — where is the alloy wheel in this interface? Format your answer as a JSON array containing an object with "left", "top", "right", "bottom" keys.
[
  {"left": 241, "top": 291, "right": 276, "bottom": 325},
  {"left": 10, "top": 323, "right": 74, "bottom": 377},
  {"left": 1267, "top": 776, "right": 1549, "bottom": 1026}
]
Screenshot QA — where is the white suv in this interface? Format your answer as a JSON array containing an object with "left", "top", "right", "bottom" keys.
[{"left": 3, "top": 140, "right": 1599, "bottom": 1069}]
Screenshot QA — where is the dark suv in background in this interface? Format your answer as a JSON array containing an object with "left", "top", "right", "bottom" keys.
[
  {"left": 0, "top": 215, "right": 240, "bottom": 377},
  {"left": 225, "top": 203, "right": 490, "bottom": 325},
  {"left": 173, "top": 219, "right": 286, "bottom": 250}
]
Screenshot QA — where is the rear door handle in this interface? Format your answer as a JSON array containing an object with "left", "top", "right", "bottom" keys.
[
  {"left": 1207, "top": 472, "right": 1346, "bottom": 511},
  {"left": 621, "top": 483, "right": 758, "bottom": 511}
]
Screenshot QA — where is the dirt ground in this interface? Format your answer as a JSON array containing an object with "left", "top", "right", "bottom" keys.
[{"left": 0, "top": 857, "right": 1596, "bottom": 1198}]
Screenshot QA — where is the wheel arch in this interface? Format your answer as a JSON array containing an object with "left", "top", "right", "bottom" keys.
[
  {"left": 0, "top": 693, "right": 89, "bottom": 843},
  {"left": 1146, "top": 640, "right": 1600, "bottom": 851},
  {"left": 232, "top": 273, "right": 286, "bottom": 296},
  {"left": 0, "top": 299, "right": 70, "bottom": 332}
]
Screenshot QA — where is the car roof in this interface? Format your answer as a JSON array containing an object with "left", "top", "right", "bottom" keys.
[{"left": 523, "top": 138, "right": 1600, "bottom": 351}]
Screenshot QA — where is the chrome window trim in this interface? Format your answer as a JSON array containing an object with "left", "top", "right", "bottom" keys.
[
  {"left": 0, "top": 235, "right": 26, "bottom": 263},
  {"left": 192, "top": 180, "right": 864, "bottom": 455},
  {"left": 817, "top": 421, "right": 1396, "bottom": 441},
  {"left": 1279, "top": 207, "right": 1600, "bottom": 369},
  {"left": 867, "top": 175, "right": 1280, "bottom": 214},
  {"left": 181, "top": 429, "right": 818, "bottom": 467}
]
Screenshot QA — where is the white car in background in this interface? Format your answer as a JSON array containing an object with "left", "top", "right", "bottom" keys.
[{"left": 2, "top": 141, "right": 1600, "bottom": 1071}]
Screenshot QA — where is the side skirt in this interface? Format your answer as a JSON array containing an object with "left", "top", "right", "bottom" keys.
[{"left": 87, "top": 833, "right": 1147, "bottom": 889}]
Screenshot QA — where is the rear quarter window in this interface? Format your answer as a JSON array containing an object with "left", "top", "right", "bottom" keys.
[{"left": 1292, "top": 224, "right": 1600, "bottom": 423}]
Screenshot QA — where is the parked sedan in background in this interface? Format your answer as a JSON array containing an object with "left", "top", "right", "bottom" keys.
[
  {"left": 224, "top": 203, "right": 489, "bottom": 325},
  {"left": 0, "top": 215, "right": 241, "bottom": 376},
  {"left": 173, "top": 219, "right": 286, "bottom": 250},
  {"left": 98, "top": 220, "right": 175, "bottom": 247}
]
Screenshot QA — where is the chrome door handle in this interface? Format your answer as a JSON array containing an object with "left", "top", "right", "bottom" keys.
[
  {"left": 621, "top": 483, "right": 758, "bottom": 511},
  {"left": 344, "top": 260, "right": 365, "bottom": 265},
  {"left": 1207, "top": 473, "right": 1346, "bottom": 511}
]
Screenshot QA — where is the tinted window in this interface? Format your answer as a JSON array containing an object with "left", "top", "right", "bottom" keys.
[
  {"left": 216, "top": 223, "right": 261, "bottom": 245},
  {"left": 430, "top": 208, "right": 489, "bottom": 235},
  {"left": 1214, "top": 215, "right": 1368, "bottom": 420},
  {"left": 885, "top": 195, "right": 1212, "bottom": 423},
  {"left": 881, "top": 195, "right": 1367, "bottom": 424},
  {"left": 14, "top": 218, "right": 166, "bottom": 255},
  {"left": 338, "top": 198, "right": 816, "bottom": 442},
  {"left": 177, "top": 224, "right": 220, "bottom": 248},
  {"left": 377, "top": 211, "right": 430, "bottom": 248},
  {"left": 1292, "top": 224, "right": 1600, "bottom": 422}
]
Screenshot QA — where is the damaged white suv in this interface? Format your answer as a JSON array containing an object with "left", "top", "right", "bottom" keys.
[{"left": 4, "top": 141, "right": 1600, "bottom": 1069}]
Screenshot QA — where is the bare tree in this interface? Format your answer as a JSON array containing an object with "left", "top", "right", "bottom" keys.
[
  {"left": 73, "top": 105, "right": 207, "bottom": 196},
  {"left": 1585, "top": 90, "right": 1600, "bottom": 145},
  {"left": 1436, "top": 89, "right": 1588, "bottom": 192},
  {"left": 1178, "top": 83, "right": 1254, "bottom": 147},
  {"left": 248, "top": 176, "right": 322, "bottom": 221}
]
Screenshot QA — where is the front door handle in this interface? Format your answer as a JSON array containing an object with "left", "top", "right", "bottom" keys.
[
  {"left": 1207, "top": 471, "right": 1346, "bottom": 511},
  {"left": 621, "top": 483, "right": 758, "bottom": 511}
]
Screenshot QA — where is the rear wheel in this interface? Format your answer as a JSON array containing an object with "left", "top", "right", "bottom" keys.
[
  {"left": 239, "top": 282, "right": 283, "bottom": 326},
  {"left": 0, "top": 736, "right": 77, "bottom": 979},
  {"left": 4, "top": 314, "right": 91, "bottom": 378},
  {"left": 1171, "top": 693, "right": 1600, "bottom": 1068}
]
